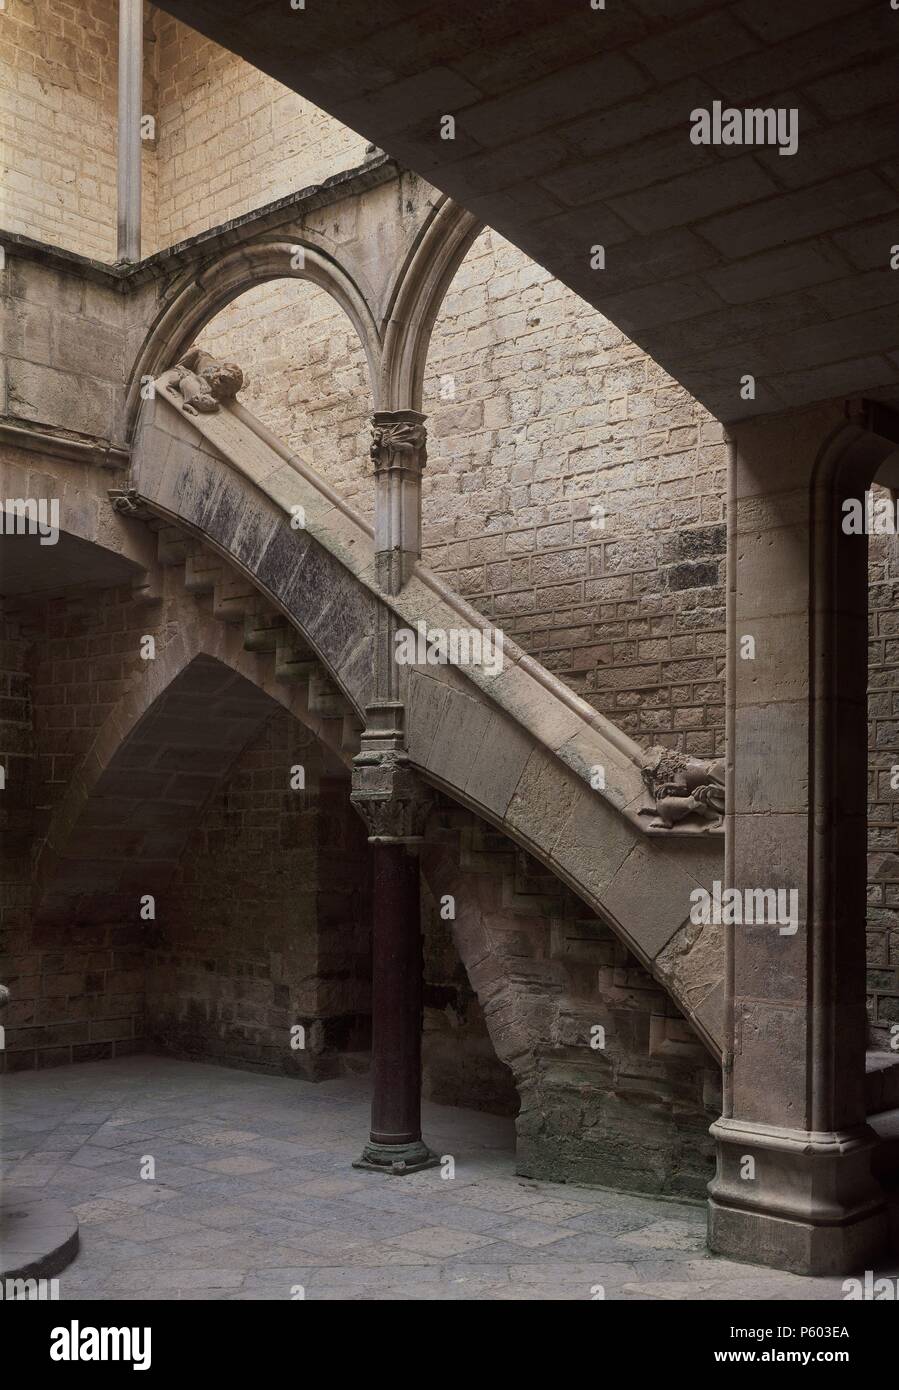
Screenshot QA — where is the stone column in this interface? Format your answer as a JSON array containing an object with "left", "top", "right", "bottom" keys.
[
  {"left": 351, "top": 752, "right": 438, "bottom": 1174},
  {"left": 116, "top": 0, "right": 143, "bottom": 264},
  {"left": 370, "top": 410, "right": 427, "bottom": 596},
  {"left": 709, "top": 406, "right": 887, "bottom": 1274},
  {"left": 358, "top": 410, "right": 428, "bottom": 759}
]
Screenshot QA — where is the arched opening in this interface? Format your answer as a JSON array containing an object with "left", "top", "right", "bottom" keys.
[
  {"left": 125, "top": 239, "right": 382, "bottom": 444},
  {"left": 28, "top": 651, "right": 372, "bottom": 1081},
  {"left": 135, "top": 663, "right": 374, "bottom": 1079},
  {"left": 194, "top": 278, "right": 375, "bottom": 519}
]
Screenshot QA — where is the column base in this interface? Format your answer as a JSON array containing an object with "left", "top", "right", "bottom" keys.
[
  {"left": 353, "top": 1139, "right": 440, "bottom": 1176},
  {"left": 708, "top": 1117, "right": 887, "bottom": 1275}
]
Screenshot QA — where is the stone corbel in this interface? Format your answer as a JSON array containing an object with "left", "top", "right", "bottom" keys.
[{"left": 108, "top": 486, "right": 151, "bottom": 518}]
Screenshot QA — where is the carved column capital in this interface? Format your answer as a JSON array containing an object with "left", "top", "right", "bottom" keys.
[
  {"left": 369, "top": 410, "right": 428, "bottom": 476},
  {"left": 370, "top": 410, "right": 428, "bottom": 596},
  {"left": 350, "top": 751, "right": 432, "bottom": 845}
]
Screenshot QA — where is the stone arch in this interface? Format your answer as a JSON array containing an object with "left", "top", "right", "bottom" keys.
[
  {"left": 125, "top": 239, "right": 382, "bottom": 441},
  {"left": 380, "top": 197, "right": 482, "bottom": 411},
  {"left": 34, "top": 601, "right": 351, "bottom": 923},
  {"left": 802, "top": 406, "right": 899, "bottom": 1117}
]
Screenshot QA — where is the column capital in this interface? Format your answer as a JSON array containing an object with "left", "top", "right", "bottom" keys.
[
  {"left": 350, "top": 751, "right": 432, "bottom": 844},
  {"left": 370, "top": 410, "right": 428, "bottom": 595},
  {"left": 369, "top": 409, "right": 428, "bottom": 477}
]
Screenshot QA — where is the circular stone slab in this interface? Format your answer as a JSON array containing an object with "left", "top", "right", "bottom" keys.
[{"left": 0, "top": 1189, "right": 79, "bottom": 1282}]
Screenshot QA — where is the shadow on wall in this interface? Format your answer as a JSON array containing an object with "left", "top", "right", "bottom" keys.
[{"left": 146, "top": 715, "right": 373, "bottom": 1080}]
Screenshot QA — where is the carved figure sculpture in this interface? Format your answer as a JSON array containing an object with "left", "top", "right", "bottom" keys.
[
  {"left": 370, "top": 418, "right": 428, "bottom": 470},
  {"left": 170, "top": 347, "right": 244, "bottom": 415},
  {"left": 639, "top": 745, "right": 725, "bottom": 830}
]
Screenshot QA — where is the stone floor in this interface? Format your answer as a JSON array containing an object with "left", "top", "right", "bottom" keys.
[{"left": 2, "top": 1056, "right": 894, "bottom": 1301}]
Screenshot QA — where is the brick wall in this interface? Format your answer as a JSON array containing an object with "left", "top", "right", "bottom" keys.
[
  {"left": 0, "top": 0, "right": 159, "bottom": 263},
  {"left": 422, "top": 810, "right": 717, "bottom": 1195},
  {"left": 0, "top": 581, "right": 155, "bottom": 1070},
  {"left": 0, "top": 612, "right": 35, "bottom": 1070},
  {"left": 2, "top": 2, "right": 368, "bottom": 262}
]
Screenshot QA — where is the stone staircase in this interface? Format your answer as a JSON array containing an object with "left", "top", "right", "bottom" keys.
[{"left": 150, "top": 520, "right": 363, "bottom": 762}]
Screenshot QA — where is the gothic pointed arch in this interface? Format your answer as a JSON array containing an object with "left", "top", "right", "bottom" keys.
[
  {"left": 125, "top": 239, "right": 383, "bottom": 440},
  {"left": 380, "top": 197, "right": 482, "bottom": 412}
]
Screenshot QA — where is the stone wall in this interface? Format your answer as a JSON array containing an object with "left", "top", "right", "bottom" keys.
[
  {"left": 0, "top": 0, "right": 161, "bottom": 264},
  {"left": 151, "top": 14, "right": 368, "bottom": 252},
  {"left": 423, "top": 228, "right": 728, "bottom": 757},
  {"left": 197, "top": 279, "right": 373, "bottom": 516},
  {"left": 421, "top": 809, "right": 717, "bottom": 1197},
  {"left": 0, "top": 579, "right": 153, "bottom": 1071},
  {"left": 1, "top": 1, "right": 369, "bottom": 263},
  {"left": 0, "top": 611, "right": 35, "bottom": 1068},
  {"left": 0, "top": 561, "right": 518, "bottom": 1106},
  {"left": 147, "top": 712, "right": 372, "bottom": 1079},
  {"left": 868, "top": 513, "right": 899, "bottom": 1047},
  {"left": 2, "top": 254, "right": 132, "bottom": 446},
  {"left": 421, "top": 848, "right": 519, "bottom": 1118}
]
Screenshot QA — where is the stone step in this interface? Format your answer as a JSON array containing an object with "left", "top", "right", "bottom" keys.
[
  {"left": 459, "top": 843, "right": 516, "bottom": 877},
  {"left": 156, "top": 526, "right": 194, "bottom": 567},
  {"left": 866, "top": 1050, "right": 899, "bottom": 1116},
  {"left": 470, "top": 827, "right": 515, "bottom": 855},
  {"left": 243, "top": 608, "right": 287, "bottom": 653},
  {"left": 502, "top": 885, "right": 559, "bottom": 917},
  {"left": 435, "top": 807, "right": 472, "bottom": 831},
  {"left": 456, "top": 825, "right": 567, "bottom": 914},
  {"left": 183, "top": 550, "right": 223, "bottom": 594},
  {"left": 458, "top": 826, "right": 516, "bottom": 875},
  {"left": 513, "top": 865, "right": 564, "bottom": 898},
  {"left": 274, "top": 650, "right": 317, "bottom": 683},
  {"left": 212, "top": 572, "right": 257, "bottom": 624},
  {"left": 551, "top": 918, "right": 617, "bottom": 966},
  {"left": 308, "top": 669, "right": 350, "bottom": 718}
]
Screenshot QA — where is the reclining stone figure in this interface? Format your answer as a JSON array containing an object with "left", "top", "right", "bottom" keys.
[
  {"left": 170, "top": 346, "right": 244, "bottom": 415},
  {"left": 639, "top": 745, "right": 725, "bottom": 830}
]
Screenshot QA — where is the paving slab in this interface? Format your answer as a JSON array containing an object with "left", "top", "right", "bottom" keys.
[{"left": 3, "top": 1056, "right": 898, "bottom": 1300}]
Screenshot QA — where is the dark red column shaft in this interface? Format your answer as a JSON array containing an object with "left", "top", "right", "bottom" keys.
[{"left": 369, "top": 841, "right": 423, "bottom": 1146}]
